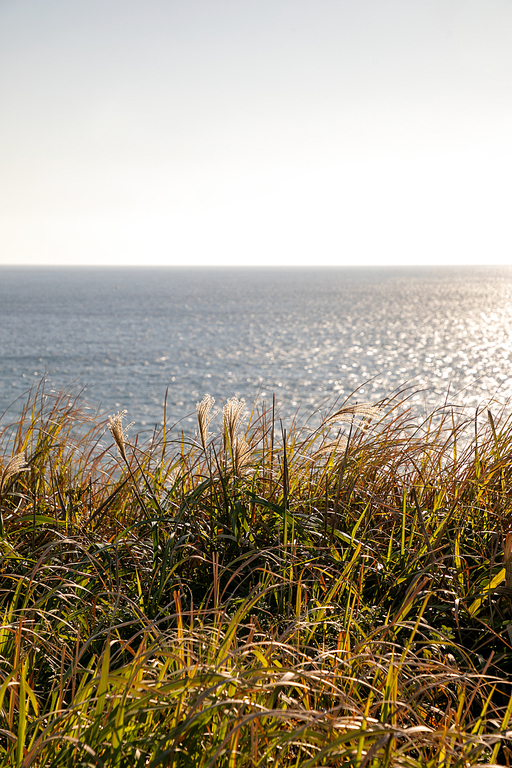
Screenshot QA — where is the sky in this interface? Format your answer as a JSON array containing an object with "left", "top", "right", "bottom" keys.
[{"left": 1, "top": 0, "right": 511, "bottom": 267}]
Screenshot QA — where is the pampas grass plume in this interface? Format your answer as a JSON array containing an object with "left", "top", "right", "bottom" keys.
[
  {"left": 196, "top": 394, "right": 215, "bottom": 451},
  {"left": 223, "top": 396, "right": 246, "bottom": 448},
  {"left": 0, "top": 452, "right": 29, "bottom": 495},
  {"left": 322, "top": 402, "right": 382, "bottom": 429},
  {"left": 108, "top": 410, "right": 133, "bottom": 461}
]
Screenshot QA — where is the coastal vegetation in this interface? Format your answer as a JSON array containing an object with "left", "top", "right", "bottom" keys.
[{"left": 1, "top": 381, "right": 512, "bottom": 766}]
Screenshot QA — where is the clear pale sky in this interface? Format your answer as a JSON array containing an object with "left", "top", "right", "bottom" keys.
[{"left": 1, "top": 0, "right": 511, "bottom": 267}]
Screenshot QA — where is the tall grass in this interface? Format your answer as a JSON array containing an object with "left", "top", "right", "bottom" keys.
[{"left": 1, "top": 381, "right": 512, "bottom": 766}]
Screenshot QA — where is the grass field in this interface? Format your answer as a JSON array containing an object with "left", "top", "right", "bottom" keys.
[{"left": 1, "top": 380, "right": 512, "bottom": 767}]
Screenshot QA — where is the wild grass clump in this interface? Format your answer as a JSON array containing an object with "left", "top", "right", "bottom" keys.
[{"left": 1, "top": 381, "right": 512, "bottom": 766}]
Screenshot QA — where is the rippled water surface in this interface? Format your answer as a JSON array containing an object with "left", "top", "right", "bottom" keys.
[{"left": 1, "top": 266, "right": 512, "bottom": 430}]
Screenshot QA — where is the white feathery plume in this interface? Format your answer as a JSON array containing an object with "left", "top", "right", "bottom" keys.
[
  {"left": 0, "top": 452, "right": 29, "bottom": 495},
  {"left": 322, "top": 403, "right": 382, "bottom": 429},
  {"left": 311, "top": 435, "right": 349, "bottom": 460},
  {"left": 233, "top": 435, "right": 253, "bottom": 476},
  {"left": 196, "top": 394, "right": 215, "bottom": 451},
  {"left": 223, "top": 397, "right": 246, "bottom": 449},
  {"left": 108, "top": 410, "right": 133, "bottom": 461}
]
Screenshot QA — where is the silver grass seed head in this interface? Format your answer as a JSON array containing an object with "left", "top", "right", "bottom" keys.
[
  {"left": 312, "top": 436, "right": 349, "bottom": 460},
  {"left": 108, "top": 410, "right": 133, "bottom": 460},
  {"left": 196, "top": 394, "right": 215, "bottom": 449},
  {"left": 0, "top": 452, "right": 29, "bottom": 495},
  {"left": 223, "top": 396, "right": 246, "bottom": 447},
  {"left": 233, "top": 435, "right": 252, "bottom": 476},
  {"left": 322, "top": 403, "right": 382, "bottom": 429}
]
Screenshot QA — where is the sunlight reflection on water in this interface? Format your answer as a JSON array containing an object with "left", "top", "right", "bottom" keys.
[{"left": 1, "top": 266, "right": 512, "bottom": 431}]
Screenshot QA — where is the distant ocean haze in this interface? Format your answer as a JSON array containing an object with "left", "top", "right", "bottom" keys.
[{"left": 1, "top": 266, "right": 511, "bottom": 432}]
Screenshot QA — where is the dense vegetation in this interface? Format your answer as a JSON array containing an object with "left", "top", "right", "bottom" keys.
[{"left": 1, "top": 380, "right": 512, "bottom": 767}]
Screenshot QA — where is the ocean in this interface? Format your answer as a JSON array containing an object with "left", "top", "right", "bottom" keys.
[{"left": 1, "top": 266, "right": 512, "bottom": 433}]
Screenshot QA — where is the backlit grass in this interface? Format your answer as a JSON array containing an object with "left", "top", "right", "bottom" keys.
[{"left": 1, "top": 380, "right": 512, "bottom": 766}]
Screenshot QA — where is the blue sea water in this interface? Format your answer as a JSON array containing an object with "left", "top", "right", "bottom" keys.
[{"left": 1, "top": 266, "right": 512, "bottom": 432}]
